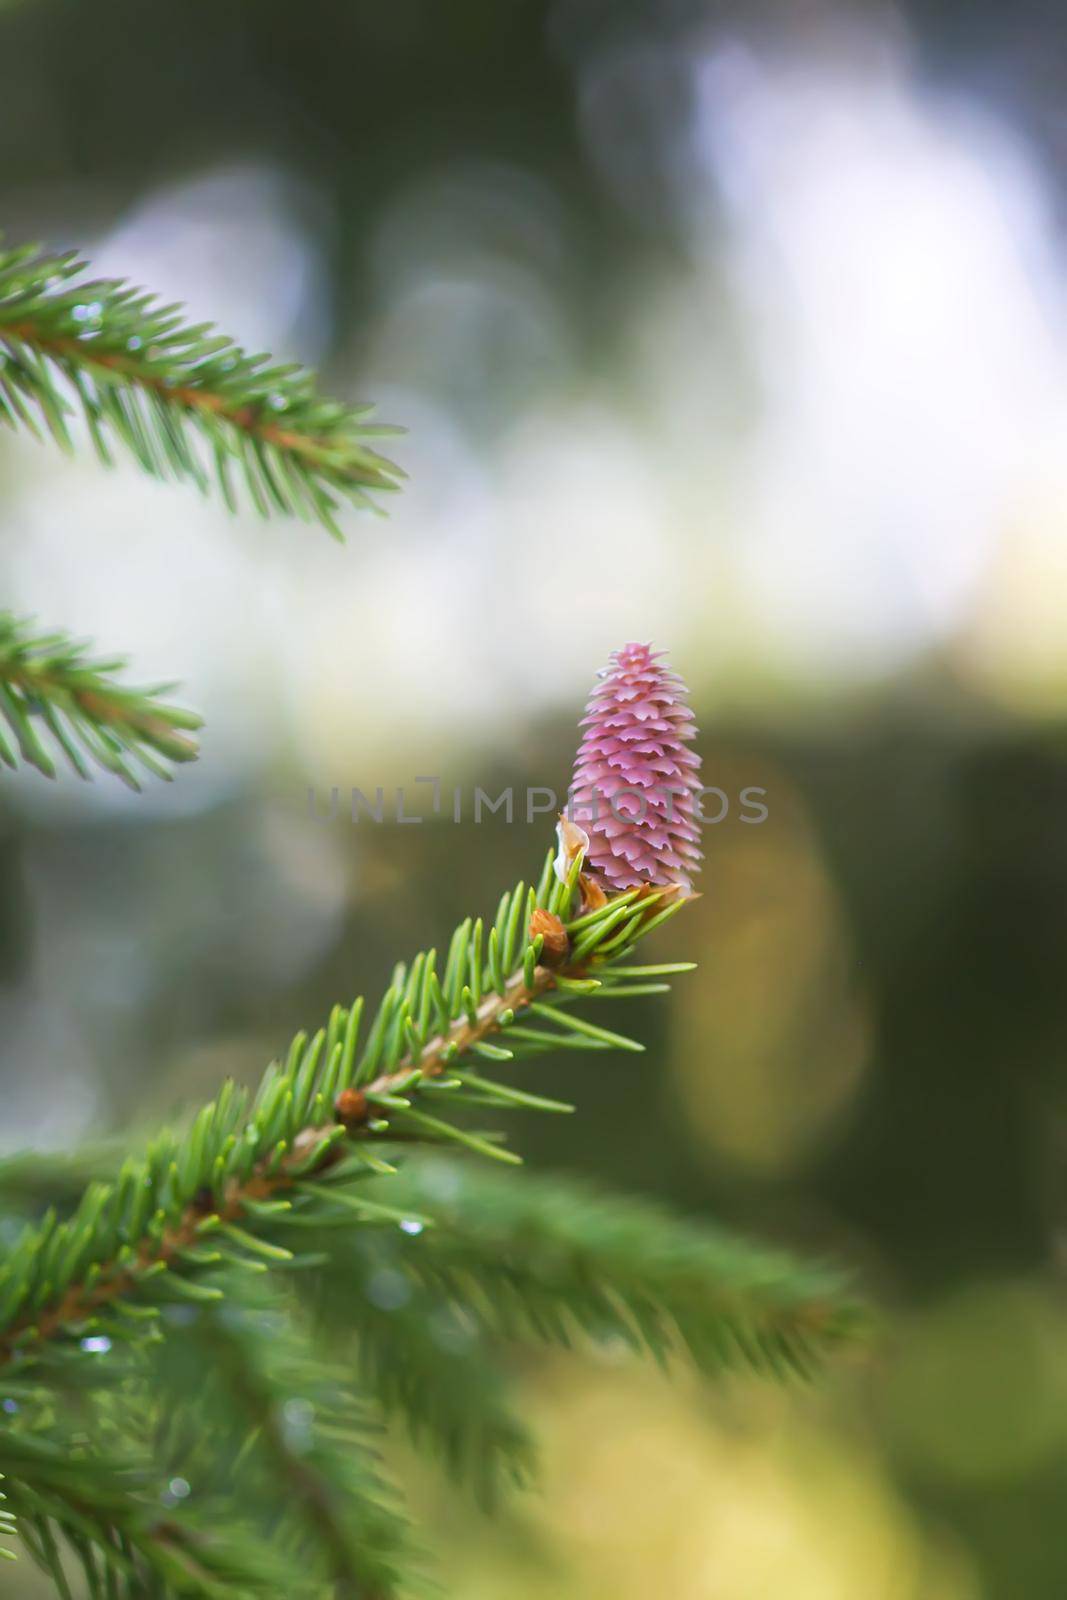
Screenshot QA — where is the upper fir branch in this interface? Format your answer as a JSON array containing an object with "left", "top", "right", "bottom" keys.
[{"left": 0, "top": 240, "right": 403, "bottom": 537}]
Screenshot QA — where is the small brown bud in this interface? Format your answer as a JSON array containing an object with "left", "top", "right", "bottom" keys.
[
  {"left": 334, "top": 1087, "right": 369, "bottom": 1127},
  {"left": 191, "top": 1185, "right": 216, "bottom": 1215},
  {"left": 529, "top": 908, "right": 569, "bottom": 967}
]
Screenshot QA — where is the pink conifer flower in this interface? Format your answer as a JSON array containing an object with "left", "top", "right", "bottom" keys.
[{"left": 561, "top": 642, "right": 702, "bottom": 895}]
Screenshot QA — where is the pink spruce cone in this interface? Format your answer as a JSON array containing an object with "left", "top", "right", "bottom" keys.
[{"left": 564, "top": 642, "right": 702, "bottom": 895}]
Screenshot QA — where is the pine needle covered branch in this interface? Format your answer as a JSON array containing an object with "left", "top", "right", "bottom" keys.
[
  {"left": 157, "top": 1284, "right": 419, "bottom": 1599},
  {"left": 0, "top": 611, "right": 201, "bottom": 787},
  {"left": 355, "top": 1159, "right": 861, "bottom": 1380},
  {"left": 0, "top": 240, "right": 401, "bottom": 535},
  {"left": 2, "top": 1282, "right": 418, "bottom": 1598},
  {"left": 314, "top": 1157, "right": 863, "bottom": 1506},
  {"left": 0, "top": 1429, "right": 296, "bottom": 1598},
  {"left": 340, "top": 1255, "right": 537, "bottom": 1508}
]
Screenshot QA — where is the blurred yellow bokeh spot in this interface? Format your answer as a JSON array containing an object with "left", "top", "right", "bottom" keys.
[
  {"left": 423, "top": 1359, "right": 977, "bottom": 1600},
  {"left": 885, "top": 1280, "right": 1067, "bottom": 1485},
  {"left": 670, "top": 754, "right": 872, "bottom": 1175}
]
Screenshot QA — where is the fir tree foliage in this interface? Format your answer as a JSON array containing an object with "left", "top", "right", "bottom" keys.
[{"left": 0, "top": 849, "right": 864, "bottom": 1597}]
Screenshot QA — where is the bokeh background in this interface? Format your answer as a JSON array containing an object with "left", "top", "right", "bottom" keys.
[{"left": 2, "top": 0, "right": 1067, "bottom": 1593}]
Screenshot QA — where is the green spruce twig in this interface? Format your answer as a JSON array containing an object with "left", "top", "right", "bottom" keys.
[
  {"left": 0, "top": 240, "right": 401, "bottom": 537},
  {"left": 0, "top": 612, "right": 201, "bottom": 788}
]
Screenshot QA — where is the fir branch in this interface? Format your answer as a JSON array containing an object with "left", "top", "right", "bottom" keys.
[
  {"left": 1, "top": 1288, "right": 419, "bottom": 1598},
  {"left": 166, "top": 1287, "right": 419, "bottom": 1600},
  {"left": 359, "top": 1158, "right": 863, "bottom": 1382},
  {"left": 0, "top": 611, "right": 201, "bottom": 788},
  {"left": 339, "top": 1260, "right": 535, "bottom": 1508},
  {"left": 0, "top": 1430, "right": 301, "bottom": 1599},
  {"left": 0, "top": 1475, "right": 15, "bottom": 1564},
  {"left": 0, "top": 850, "right": 686, "bottom": 1371},
  {"left": 0, "top": 842, "right": 866, "bottom": 1594},
  {"left": 0, "top": 240, "right": 401, "bottom": 536},
  {"left": 305, "top": 1156, "right": 863, "bottom": 1505}
]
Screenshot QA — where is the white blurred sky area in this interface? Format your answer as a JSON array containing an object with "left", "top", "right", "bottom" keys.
[{"left": 3, "top": 11, "right": 1067, "bottom": 818}]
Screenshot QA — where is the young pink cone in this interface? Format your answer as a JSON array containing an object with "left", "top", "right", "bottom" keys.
[{"left": 561, "top": 642, "right": 702, "bottom": 895}]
